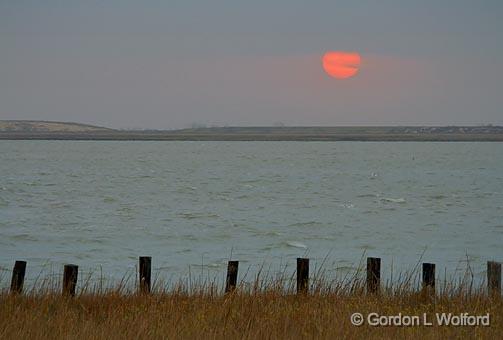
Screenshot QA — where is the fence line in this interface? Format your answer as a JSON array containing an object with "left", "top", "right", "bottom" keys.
[{"left": 7, "top": 257, "right": 502, "bottom": 296}]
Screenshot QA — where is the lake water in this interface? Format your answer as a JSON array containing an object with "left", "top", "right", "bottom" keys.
[{"left": 1, "top": 141, "right": 502, "bottom": 288}]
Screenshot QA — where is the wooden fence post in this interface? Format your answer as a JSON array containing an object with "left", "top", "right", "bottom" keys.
[
  {"left": 62, "top": 264, "right": 78, "bottom": 296},
  {"left": 225, "top": 261, "right": 239, "bottom": 293},
  {"left": 487, "top": 261, "right": 501, "bottom": 296},
  {"left": 422, "top": 263, "right": 435, "bottom": 290},
  {"left": 139, "top": 256, "right": 152, "bottom": 293},
  {"left": 297, "top": 258, "right": 309, "bottom": 294},
  {"left": 10, "top": 261, "right": 27, "bottom": 294},
  {"left": 367, "top": 257, "right": 381, "bottom": 294}
]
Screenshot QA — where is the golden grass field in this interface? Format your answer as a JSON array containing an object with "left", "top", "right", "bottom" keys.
[{"left": 1, "top": 275, "right": 501, "bottom": 340}]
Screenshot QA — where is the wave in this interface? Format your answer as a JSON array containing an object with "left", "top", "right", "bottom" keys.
[
  {"left": 240, "top": 178, "right": 262, "bottom": 184},
  {"left": 177, "top": 212, "right": 220, "bottom": 220},
  {"left": 429, "top": 194, "right": 447, "bottom": 200},
  {"left": 9, "top": 233, "right": 38, "bottom": 242},
  {"left": 335, "top": 265, "right": 357, "bottom": 271},
  {"left": 48, "top": 200, "right": 69, "bottom": 208},
  {"left": 250, "top": 230, "right": 281, "bottom": 237},
  {"left": 380, "top": 197, "right": 406, "bottom": 204},
  {"left": 287, "top": 221, "right": 323, "bottom": 228},
  {"left": 357, "top": 193, "right": 377, "bottom": 198},
  {"left": 285, "top": 241, "right": 308, "bottom": 249}
]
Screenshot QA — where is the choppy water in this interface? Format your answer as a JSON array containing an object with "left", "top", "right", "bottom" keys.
[{"left": 1, "top": 141, "right": 502, "bottom": 287}]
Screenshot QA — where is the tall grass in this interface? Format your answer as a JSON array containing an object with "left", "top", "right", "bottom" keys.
[{"left": 0, "top": 264, "right": 501, "bottom": 339}]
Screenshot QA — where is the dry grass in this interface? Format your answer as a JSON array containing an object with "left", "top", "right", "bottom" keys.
[{"left": 0, "top": 273, "right": 501, "bottom": 340}]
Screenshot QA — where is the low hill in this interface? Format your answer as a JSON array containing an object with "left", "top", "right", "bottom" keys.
[{"left": 0, "top": 120, "right": 113, "bottom": 132}]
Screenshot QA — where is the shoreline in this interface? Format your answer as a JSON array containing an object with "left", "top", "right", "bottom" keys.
[
  {"left": 2, "top": 132, "right": 503, "bottom": 142},
  {"left": 2, "top": 124, "right": 503, "bottom": 141}
]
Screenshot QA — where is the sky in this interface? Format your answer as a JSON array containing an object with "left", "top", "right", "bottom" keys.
[{"left": 1, "top": 1, "right": 502, "bottom": 129}]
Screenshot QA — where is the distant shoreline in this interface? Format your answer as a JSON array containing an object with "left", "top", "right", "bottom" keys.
[
  {"left": 1, "top": 131, "right": 503, "bottom": 141},
  {"left": 2, "top": 123, "right": 503, "bottom": 141}
]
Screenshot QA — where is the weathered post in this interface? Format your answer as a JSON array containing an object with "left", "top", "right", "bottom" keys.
[
  {"left": 366, "top": 257, "right": 381, "bottom": 294},
  {"left": 225, "top": 260, "right": 239, "bottom": 293},
  {"left": 487, "top": 261, "right": 501, "bottom": 296},
  {"left": 10, "top": 261, "right": 27, "bottom": 294},
  {"left": 422, "top": 263, "right": 435, "bottom": 289},
  {"left": 139, "top": 256, "right": 152, "bottom": 293},
  {"left": 296, "top": 258, "right": 309, "bottom": 294},
  {"left": 422, "top": 262, "right": 435, "bottom": 298},
  {"left": 62, "top": 264, "right": 78, "bottom": 296}
]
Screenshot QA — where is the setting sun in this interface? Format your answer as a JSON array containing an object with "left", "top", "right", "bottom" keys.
[{"left": 322, "top": 51, "right": 361, "bottom": 79}]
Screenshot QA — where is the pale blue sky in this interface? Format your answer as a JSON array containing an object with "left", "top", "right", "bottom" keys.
[{"left": 1, "top": 1, "right": 502, "bottom": 128}]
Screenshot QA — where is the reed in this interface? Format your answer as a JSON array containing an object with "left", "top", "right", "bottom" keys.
[{"left": 0, "top": 268, "right": 501, "bottom": 339}]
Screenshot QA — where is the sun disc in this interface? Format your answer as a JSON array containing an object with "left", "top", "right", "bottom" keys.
[{"left": 322, "top": 51, "right": 361, "bottom": 79}]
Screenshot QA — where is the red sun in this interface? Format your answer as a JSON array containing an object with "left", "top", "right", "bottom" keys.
[{"left": 322, "top": 51, "right": 361, "bottom": 79}]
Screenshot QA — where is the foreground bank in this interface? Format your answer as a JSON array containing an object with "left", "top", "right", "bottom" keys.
[{"left": 1, "top": 286, "right": 501, "bottom": 339}]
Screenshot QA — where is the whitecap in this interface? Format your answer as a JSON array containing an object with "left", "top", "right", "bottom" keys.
[
  {"left": 205, "top": 263, "right": 221, "bottom": 268},
  {"left": 286, "top": 241, "right": 308, "bottom": 249},
  {"left": 340, "top": 202, "right": 355, "bottom": 209}
]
